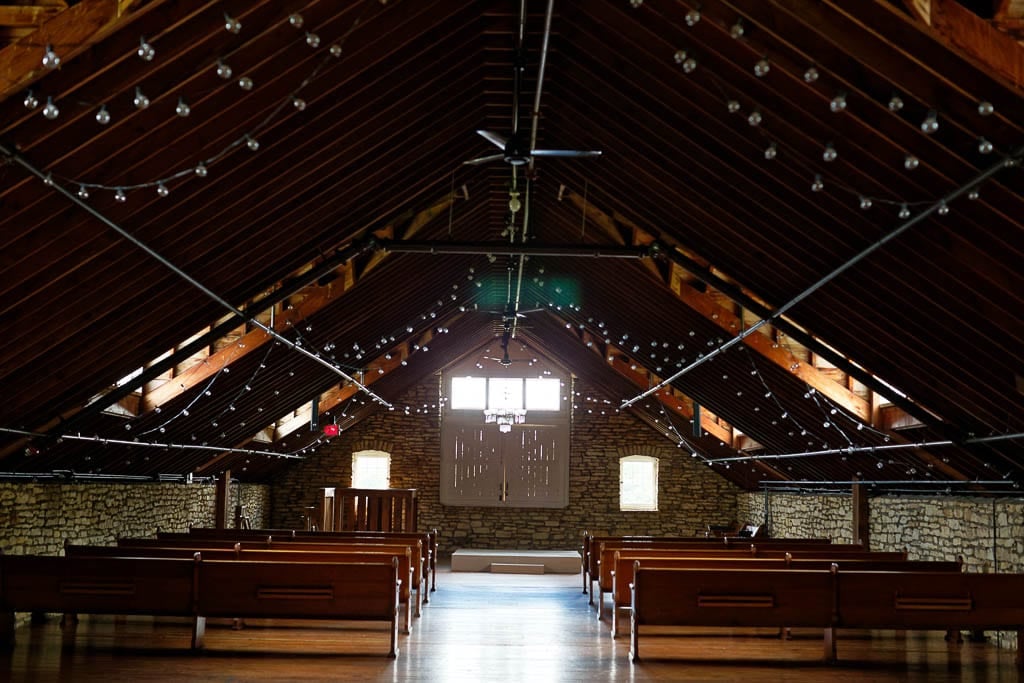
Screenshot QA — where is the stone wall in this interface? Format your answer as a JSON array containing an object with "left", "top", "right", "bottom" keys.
[
  {"left": 273, "top": 377, "right": 741, "bottom": 555},
  {"left": 737, "top": 490, "right": 1024, "bottom": 650},
  {"left": 0, "top": 481, "right": 270, "bottom": 556}
]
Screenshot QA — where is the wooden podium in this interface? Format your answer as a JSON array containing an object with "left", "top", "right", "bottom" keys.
[{"left": 315, "top": 487, "right": 418, "bottom": 532}]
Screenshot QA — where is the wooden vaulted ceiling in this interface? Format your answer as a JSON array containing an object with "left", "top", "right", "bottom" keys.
[{"left": 0, "top": 0, "right": 1022, "bottom": 494}]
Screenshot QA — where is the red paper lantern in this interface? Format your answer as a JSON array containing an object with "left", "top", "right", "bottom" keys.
[{"left": 323, "top": 424, "right": 340, "bottom": 437}]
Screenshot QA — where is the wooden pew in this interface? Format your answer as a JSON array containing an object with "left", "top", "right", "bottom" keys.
[
  {"left": 593, "top": 542, "right": 889, "bottom": 615},
  {"left": 629, "top": 566, "right": 837, "bottom": 662},
  {"left": 609, "top": 553, "right": 961, "bottom": 637},
  {"left": 834, "top": 570, "right": 1024, "bottom": 665},
  {"left": 580, "top": 533, "right": 836, "bottom": 598},
  {"left": 628, "top": 565, "right": 1024, "bottom": 668},
  {"left": 66, "top": 543, "right": 416, "bottom": 634},
  {"left": 120, "top": 537, "right": 423, "bottom": 623},
  {"left": 184, "top": 527, "right": 440, "bottom": 594},
  {"left": 0, "top": 554, "right": 403, "bottom": 657}
]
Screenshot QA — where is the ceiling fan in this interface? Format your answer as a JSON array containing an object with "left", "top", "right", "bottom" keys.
[{"left": 463, "top": 1, "right": 602, "bottom": 168}]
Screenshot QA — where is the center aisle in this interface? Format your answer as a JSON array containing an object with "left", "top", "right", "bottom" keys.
[{"left": 396, "top": 568, "right": 621, "bottom": 682}]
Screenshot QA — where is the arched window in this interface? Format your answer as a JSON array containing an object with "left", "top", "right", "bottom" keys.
[
  {"left": 620, "top": 455, "right": 659, "bottom": 511},
  {"left": 352, "top": 449, "right": 391, "bottom": 489}
]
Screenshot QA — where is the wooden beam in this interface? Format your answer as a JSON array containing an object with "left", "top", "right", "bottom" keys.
[
  {"left": 852, "top": 478, "right": 870, "bottom": 548},
  {"left": 930, "top": 0, "right": 1024, "bottom": 80},
  {"left": 564, "top": 188, "right": 871, "bottom": 422},
  {"left": 0, "top": 5, "right": 65, "bottom": 28}
]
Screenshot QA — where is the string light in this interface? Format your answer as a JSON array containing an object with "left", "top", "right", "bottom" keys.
[
  {"left": 829, "top": 91, "right": 847, "bottom": 112},
  {"left": 78, "top": 185, "right": 89, "bottom": 199},
  {"left": 305, "top": 32, "right": 321, "bottom": 48},
  {"left": 216, "top": 60, "right": 233, "bottom": 79},
  {"left": 224, "top": 12, "right": 242, "bottom": 34},
  {"left": 726, "top": 99, "right": 740, "bottom": 114},
  {"left": 138, "top": 36, "right": 156, "bottom": 61},
  {"left": 822, "top": 143, "right": 837, "bottom": 162},
  {"left": 898, "top": 203, "right": 910, "bottom": 219},
  {"left": 293, "top": 96, "right": 307, "bottom": 111},
  {"left": 730, "top": 19, "right": 744, "bottom": 38},
  {"left": 133, "top": 87, "right": 150, "bottom": 109},
  {"left": 95, "top": 105, "right": 111, "bottom": 125},
  {"left": 920, "top": 110, "right": 939, "bottom": 134},
  {"left": 903, "top": 154, "right": 919, "bottom": 170},
  {"left": 42, "top": 44, "right": 60, "bottom": 69},
  {"left": 157, "top": 183, "right": 170, "bottom": 197},
  {"left": 246, "top": 136, "right": 259, "bottom": 151},
  {"left": 764, "top": 142, "right": 777, "bottom": 160},
  {"left": 114, "top": 187, "right": 127, "bottom": 202},
  {"left": 887, "top": 94, "right": 904, "bottom": 111},
  {"left": 977, "top": 101, "right": 994, "bottom": 116},
  {"left": 684, "top": 8, "right": 700, "bottom": 26},
  {"left": 811, "top": 174, "right": 824, "bottom": 192},
  {"left": 803, "top": 66, "right": 819, "bottom": 83},
  {"left": 23, "top": 90, "right": 38, "bottom": 109},
  {"left": 238, "top": 76, "right": 254, "bottom": 90},
  {"left": 175, "top": 97, "right": 191, "bottom": 117},
  {"left": 289, "top": 13, "right": 304, "bottom": 28},
  {"left": 977, "top": 137, "right": 993, "bottom": 154},
  {"left": 753, "top": 58, "right": 770, "bottom": 77},
  {"left": 859, "top": 196, "right": 872, "bottom": 210},
  {"left": 194, "top": 163, "right": 208, "bottom": 177},
  {"left": 747, "top": 110, "right": 762, "bottom": 126},
  {"left": 42, "top": 97, "right": 59, "bottom": 120}
]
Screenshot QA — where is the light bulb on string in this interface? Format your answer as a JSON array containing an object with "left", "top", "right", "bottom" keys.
[
  {"left": 904, "top": 154, "right": 919, "bottom": 170},
  {"left": 937, "top": 201, "right": 949, "bottom": 215},
  {"left": 803, "top": 66, "right": 819, "bottom": 83},
  {"left": 224, "top": 13, "right": 242, "bottom": 34},
  {"left": 329, "top": 44, "right": 342, "bottom": 57},
  {"left": 238, "top": 77, "right": 254, "bottom": 91},
  {"left": 673, "top": 49, "right": 687, "bottom": 64},
  {"left": 730, "top": 19, "right": 744, "bottom": 38},
  {"left": 133, "top": 87, "right": 149, "bottom": 109},
  {"left": 175, "top": 97, "right": 191, "bottom": 117},
  {"left": 23, "top": 90, "right": 38, "bottom": 109},
  {"left": 859, "top": 196, "right": 872, "bottom": 210},
  {"left": 42, "top": 97, "right": 59, "bottom": 120},
  {"left": 920, "top": 110, "right": 939, "bottom": 134},
  {"left": 246, "top": 135, "right": 259, "bottom": 151},
  {"left": 289, "top": 13, "right": 304, "bottom": 28},
  {"left": 292, "top": 96, "right": 307, "bottom": 111},
  {"left": 78, "top": 185, "right": 89, "bottom": 199},
  {"left": 764, "top": 142, "right": 777, "bottom": 160},
  {"left": 138, "top": 36, "right": 155, "bottom": 61},
  {"left": 888, "top": 94, "right": 904, "bottom": 112},
  {"left": 898, "top": 203, "right": 911, "bottom": 219},
  {"left": 42, "top": 44, "right": 60, "bottom": 69},
  {"left": 747, "top": 110, "right": 762, "bottom": 126},
  {"left": 978, "top": 101, "right": 994, "bottom": 116},
  {"left": 306, "top": 32, "right": 320, "bottom": 48},
  {"left": 811, "top": 174, "right": 824, "bottom": 192},
  {"left": 157, "top": 183, "right": 169, "bottom": 197},
  {"left": 968, "top": 189, "right": 980, "bottom": 200},
  {"left": 829, "top": 91, "right": 847, "bottom": 112},
  {"left": 195, "top": 163, "right": 208, "bottom": 177},
  {"left": 114, "top": 187, "right": 127, "bottom": 202},
  {"left": 977, "top": 137, "right": 993, "bottom": 154},
  {"left": 682, "top": 57, "right": 697, "bottom": 73},
  {"left": 216, "top": 60, "right": 232, "bottom": 79},
  {"left": 685, "top": 8, "right": 700, "bottom": 26},
  {"left": 822, "top": 142, "right": 837, "bottom": 162},
  {"left": 726, "top": 99, "right": 740, "bottom": 114},
  {"left": 753, "top": 58, "right": 770, "bottom": 77},
  {"left": 95, "top": 105, "right": 111, "bottom": 125}
]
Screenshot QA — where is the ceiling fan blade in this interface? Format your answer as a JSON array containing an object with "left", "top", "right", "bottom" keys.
[
  {"left": 530, "top": 149, "right": 603, "bottom": 158},
  {"left": 462, "top": 153, "right": 505, "bottom": 166},
  {"left": 477, "top": 129, "right": 508, "bottom": 150}
]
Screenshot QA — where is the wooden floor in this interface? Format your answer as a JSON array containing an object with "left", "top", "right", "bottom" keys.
[{"left": 2, "top": 566, "right": 1020, "bottom": 682}]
